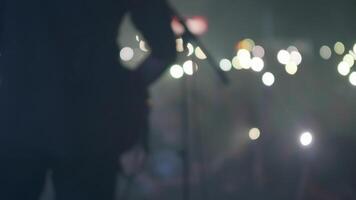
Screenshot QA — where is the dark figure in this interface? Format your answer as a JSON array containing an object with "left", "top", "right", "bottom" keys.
[{"left": 0, "top": 0, "right": 176, "bottom": 199}]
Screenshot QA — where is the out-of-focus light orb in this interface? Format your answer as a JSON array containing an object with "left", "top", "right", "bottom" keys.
[
  {"left": 320, "top": 45, "right": 332, "bottom": 60},
  {"left": 353, "top": 43, "right": 356, "bottom": 55},
  {"left": 285, "top": 62, "right": 298, "bottom": 75},
  {"left": 120, "top": 47, "right": 134, "bottom": 62},
  {"left": 219, "top": 59, "right": 232, "bottom": 71},
  {"left": 170, "top": 64, "right": 184, "bottom": 79},
  {"left": 338, "top": 61, "right": 351, "bottom": 76},
  {"left": 237, "top": 49, "right": 251, "bottom": 69},
  {"left": 187, "top": 43, "right": 194, "bottom": 57},
  {"left": 176, "top": 38, "right": 184, "bottom": 52},
  {"left": 251, "top": 57, "right": 264, "bottom": 72},
  {"left": 139, "top": 41, "right": 149, "bottom": 52},
  {"left": 186, "top": 16, "right": 208, "bottom": 36},
  {"left": 236, "top": 38, "right": 255, "bottom": 52},
  {"left": 136, "top": 35, "right": 140, "bottom": 42},
  {"left": 334, "top": 42, "right": 345, "bottom": 55},
  {"left": 252, "top": 45, "right": 265, "bottom": 58},
  {"left": 277, "top": 50, "right": 290, "bottom": 65},
  {"left": 290, "top": 51, "right": 302, "bottom": 65},
  {"left": 232, "top": 56, "right": 243, "bottom": 70},
  {"left": 262, "top": 72, "right": 275, "bottom": 86},
  {"left": 349, "top": 72, "right": 356, "bottom": 86},
  {"left": 183, "top": 60, "right": 194, "bottom": 75},
  {"left": 195, "top": 47, "right": 207, "bottom": 60},
  {"left": 287, "top": 46, "right": 298, "bottom": 52},
  {"left": 171, "top": 18, "right": 185, "bottom": 35},
  {"left": 300, "top": 132, "right": 313, "bottom": 146},
  {"left": 343, "top": 54, "right": 355, "bottom": 67},
  {"left": 249, "top": 128, "right": 261, "bottom": 140}
]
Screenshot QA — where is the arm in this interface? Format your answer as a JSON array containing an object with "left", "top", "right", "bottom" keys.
[{"left": 128, "top": 0, "right": 176, "bottom": 86}]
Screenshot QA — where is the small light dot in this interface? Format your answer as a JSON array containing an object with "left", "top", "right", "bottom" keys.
[
  {"left": 349, "top": 72, "right": 356, "bottom": 86},
  {"left": 290, "top": 51, "right": 302, "bottom": 65},
  {"left": 195, "top": 47, "right": 207, "bottom": 60},
  {"left": 285, "top": 62, "right": 298, "bottom": 75},
  {"left": 219, "top": 59, "right": 232, "bottom": 71},
  {"left": 251, "top": 57, "right": 264, "bottom": 72},
  {"left": 176, "top": 38, "right": 184, "bottom": 52},
  {"left": 300, "top": 132, "right": 313, "bottom": 146},
  {"left": 187, "top": 43, "right": 194, "bottom": 57},
  {"left": 120, "top": 47, "right": 134, "bottom": 62},
  {"left": 252, "top": 45, "right": 265, "bottom": 58},
  {"left": 262, "top": 72, "right": 275, "bottom": 86},
  {"left": 232, "top": 56, "right": 242, "bottom": 70},
  {"left": 334, "top": 42, "right": 345, "bottom": 55},
  {"left": 277, "top": 50, "right": 290, "bottom": 65},
  {"left": 183, "top": 60, "right": 194, "bottom": 75},
  {"left": 249, "top": 128, "right": 261, "bottom": 140},
  {"left": 320, "top": 45, "right": 332, "bottom": 60},
  {"left": 343, "top": 54, "right": 355, "bottom": 67},
  {"left": 338, "top": 61, "right": 351, "bottom": 76},
  {"left": 170, "top": 64, "right": 184, "bottom": 79}
]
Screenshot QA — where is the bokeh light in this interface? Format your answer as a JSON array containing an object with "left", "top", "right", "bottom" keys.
[
  {"left": 334, "top": 42, "right": 345, "bottom": 55},
  {"left": 139, "top": 41, "right": 149, "bottom": 52},
  {"left": 353, "top": 43, "right": 356, "bottom": 55},
  {"left": 338, "top": 61, "right": 351, "bottom": 76},
  {"left": 320, "top": 45, "right": 332, "bottom": 60},
  {"left": 251, "top": 57, "right": 264, "bottom": 72},
  {"left": 300, "top": 132, "right": 313, "bottom": 146},
  {"left": 187, "top": 43, "right": 194, "bottom": 57},
  {"left": 219, "top": 59, "right": 232, "bottom": 71},
  {"left": 183, "top": 60, "right": 194, "bottom": 75},
  {"left": 343, "top": 54, "right": 355, "bottom": 67},
  {"left": 237, "top": 49, "right": 251, "bottom": 69},
  {"left": 349, "top": 72, "right": 356, "bottom": 86},
  {"left": 236, "top": 38, "right": 255, "bottom": 51},
  {"left": 120, "top": 47, "right": 134, "bottom": 62},
  {"left": 277, "top": 50, "right": 290, "bottom": 65},
  {"left": 262, "top": 72, "right": 275, "bottom": 86},
  {"left": 290, "top": 51, "right": 302, "bottom": 65},
  {"left": 249, "top": 128, "right": 261, "bottom": 140},
  {"left": 232, "top": 56, "right": 242, "bottom": 70},
  {"left": 176, "top": 38, "right": 184, "bottom": 52},
  {"left": 195, "top": 47, "right": 207, "bottom": 60},
  {"left": 170, "top": 64, "right": 184, "bottom": 79},
  {"left": 252, "top": 45, "right": 265, "bottom": 58},
  {"left": 285, "top": 62, "right": 298, "bottom": 75}
]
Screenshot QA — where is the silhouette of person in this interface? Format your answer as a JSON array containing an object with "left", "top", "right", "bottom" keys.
[{"left": 0, "top": 0, "right": 176, "bottom": 199}]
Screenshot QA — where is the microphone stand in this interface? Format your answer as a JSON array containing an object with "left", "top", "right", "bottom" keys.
[{"left": 167, "top": 4, "right": 229, "bottom": 200}]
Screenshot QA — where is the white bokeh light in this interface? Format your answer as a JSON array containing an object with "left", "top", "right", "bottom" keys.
[
  {"left": 300, "top": 132, "right": 313, "bottom": 146},
  {"left": 183, "top": 60, "right": 194, "bottom": 75},
  {"left": 219, "top": 59, "right": 232, "bottom": 71},
  {"left": 349, "top": 72, "right": 356, "bottom": 86},
  {"left": 170, "top": 64, "right": 184, "bottom": 79},
  {"left": 262, "top": 72, "right": 275, "bottom": 86},
  {"left": 249, "top": 128, "right": 261, "bottom": 140},
  {"left": 320, "top": 45, "right": 332, "bottom": 60},
  {"left": 277, "top": 50, "right": 290, "bottom": 65},
  {"left": 285, "top": 62, "right": 298, "bottom": 75},
  {"left": 252, "top": 45, "right": 265, "bottom": 58},
  {"left": 120, "top": 47, "right": 134, "bottom": 62},
  {"left": 334, "top": 42, "right": 345, "bottom": 55},
  {"left": 290, "top": 51, "right": 302, "bottom": 65},
  {"left": 338, "top": 61, "right": 351, "bottom": 76},
  {"left": 251, "top": 57, "right": 264, "bottom": 72}
]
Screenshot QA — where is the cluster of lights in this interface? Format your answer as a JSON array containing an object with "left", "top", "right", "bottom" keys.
[
  {"left": 277, "top": 46, "right": 302, "bottom": 75},
  {"left": 248, "top": 127, "right": 314, "bottom": 148},
  {"left": 333, "top": 42, "right": 356, "bottom": 86},
  {"left": 219, "top": 39, "right": 275, "bottom": 87}
]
